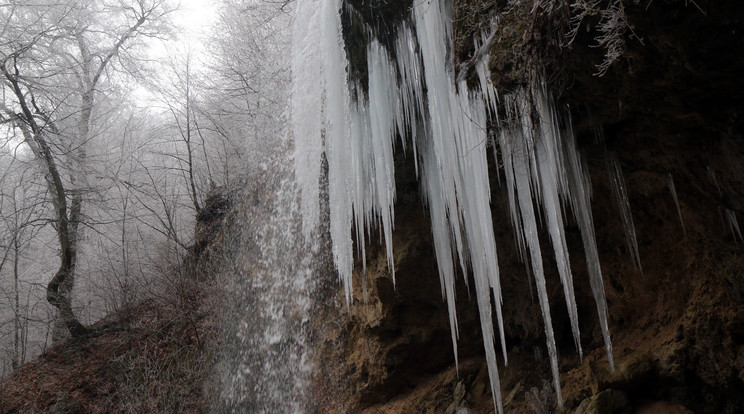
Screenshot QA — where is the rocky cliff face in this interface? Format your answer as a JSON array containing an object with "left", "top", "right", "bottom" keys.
[{"left": 309, "top": 0, "right": 744, "bottom": 412}]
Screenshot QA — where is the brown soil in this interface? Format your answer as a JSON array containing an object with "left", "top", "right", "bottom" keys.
[{"left": 0, "top": 299, "right": 215, "bottom": 414}]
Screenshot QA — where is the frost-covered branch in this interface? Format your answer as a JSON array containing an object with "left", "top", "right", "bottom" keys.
[{"left": 567, "top": 0, "right": 641, "bottom": 76}]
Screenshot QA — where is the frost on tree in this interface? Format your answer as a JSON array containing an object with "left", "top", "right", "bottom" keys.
[{"left": 291, "top": 0, "right": 614, "bottom": 411}]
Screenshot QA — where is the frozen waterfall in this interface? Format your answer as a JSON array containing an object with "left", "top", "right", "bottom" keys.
[{"left": 291, "top": 0, "right": 615, "bottom": 411}]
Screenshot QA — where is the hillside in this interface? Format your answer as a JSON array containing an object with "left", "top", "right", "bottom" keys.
[{"left": 0, "top": 191, "right": 230, "bottom": 413}]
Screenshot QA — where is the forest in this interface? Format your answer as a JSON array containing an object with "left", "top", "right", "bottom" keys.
[{"left": 0, "top": 0, "right": 288, "bottom": 375}]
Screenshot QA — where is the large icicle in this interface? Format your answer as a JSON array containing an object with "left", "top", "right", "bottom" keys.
[
  {"left": 349, "top": 97, "right": 373, "bottom": 277},
  {"left": 414, "top": 0, "right": 469, "bottom": 279},
  {"left": 291, "top": 0, "right": 323, "bottom": 237},
  {"left": 366, "top": 39, "right": 399, "bottom": 283},
  {"left": 413, "top": 1, "right": 506, "bottom": 410},
  {"left": 494, "top": 87, "right": 614, "bottom": 406},
  {"left": 564, "top": 119, "right": 614, "bottom": 371},
  {"left": 321, "top": 0, "right": 354, "bottom": 302},
  {"left": 394, "top": 24, "right": 427, "bottom": 174},
  {"left": 455, "top": 81, "right": 508, "bottom": 368},
  {"left": 421, "top": 140, "right": 461, "bottom": 371},
  {"left": 503, "top": 122, "right": 562, "bottom": 407},
  {"left": 534, "top": 84, "right": 582, "bottom": 359}
]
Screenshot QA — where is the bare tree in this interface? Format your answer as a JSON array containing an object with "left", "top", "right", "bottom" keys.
[
  {"left": 0, "top": 0, "right": 173, "bottom": 337},
  {"left": 0, "top": 172, "right": 47, "bottom": 370},
  {"left": 0, "top": 149, "right": 50, "bottom": 373},
  {"left": 150, "top": 50, "right": 207, "bottom": 214}
]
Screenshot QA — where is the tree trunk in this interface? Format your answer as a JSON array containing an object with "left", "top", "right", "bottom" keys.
[
  {"left": 47, "top": 193, "right": 87, "bottom": 338},
  {"left": 12, "top": 235, "right": 20, "bottom": 371}
]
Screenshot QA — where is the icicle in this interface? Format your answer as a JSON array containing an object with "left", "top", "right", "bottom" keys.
[
  {"left": 414, "top": 0, "right": 469, "bottom": 280},
  {"left": 367, "top": 39, "right": 398, "bottom": 283},
  {"left": 534, "top": 84, "right": 582, "bottom": 359},
  {"left": 414, "top": 1, "right": 505, "bottom": 410},
  {"left": 321, "top": 0, "right": 354, "bottom": 304},
  {"left": 394, "top": 24, "right": 427, "bottom": 176},
  {"left": 510, "top": 126, "right": 562, "bottom": 407},
  {"left": 349, "top": 93, "right": 377, "bottom": 280},
  {"left": 496, "top": 127, "right": 527, "bottom": 262},
  {"left": 563, "top": 118, "right": 614, "bottom": 372},
  {"left": 726, "top": 210, "right": 743, "bottom": 242},
  {"left": 421, "top": 140, "right": 460, "bottom": 371},
  {"left": 475, "top": 31, "right": 499, "bottom": 117},
  {"left": 472, "top": 261, "right": 504, "bottom": 414},
  {"left": 667, "top": 173, "right": 687, "bottom": 236},
  {"left": 456, "top": 82, "right": 508, "bottom": 367},
  {"left": 607, "top": 153, "right": 642, "bottom": 273},
  {"left": 291, "top": 0, "right": 323, "bottom": 237}
]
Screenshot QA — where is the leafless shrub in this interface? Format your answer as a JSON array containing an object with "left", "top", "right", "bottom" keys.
[{"left": 107, "top": 334, "right": 214, "bottom": 414}]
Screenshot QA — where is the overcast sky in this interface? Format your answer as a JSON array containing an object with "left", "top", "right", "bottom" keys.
[
  {"left": 147, "top": 0, "right": 218, "bottom": 61},
  {"left": 175, "top": 0, "right": 218, "bottom": 41}
]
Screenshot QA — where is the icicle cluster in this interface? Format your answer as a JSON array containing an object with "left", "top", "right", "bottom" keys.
[{"left": 291, "top": 0, "right": 614, "bottom": 411}]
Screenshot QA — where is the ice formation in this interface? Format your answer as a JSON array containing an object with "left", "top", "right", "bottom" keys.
[
  {"left": 607, "top": 153, "right": 642, "bottom": 272},
  {"left": 291, "top": 0, "right": 615, "bottom": 411},
  {"left": 291, "top": 0, "right": 323, "bottom": 238}
]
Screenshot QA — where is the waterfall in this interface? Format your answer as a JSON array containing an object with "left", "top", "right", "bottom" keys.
[{"left": 210, "top": 151, "right": 321, "bottom": 411}]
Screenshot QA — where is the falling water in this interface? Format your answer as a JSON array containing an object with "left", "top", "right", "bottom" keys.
[{"left": 211, "top": 147, "right": 323, "bottom": 412}]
